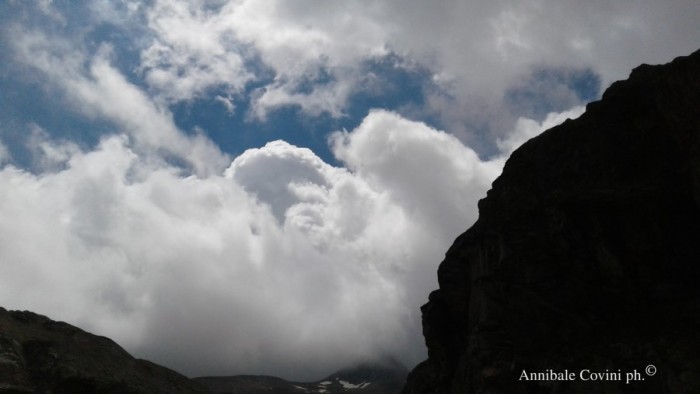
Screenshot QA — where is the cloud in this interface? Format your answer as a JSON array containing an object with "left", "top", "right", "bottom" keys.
[
  {"left": 497, "top": 106, "right": 585, "bottom": 156},
  {"left": 226, "top": 140, "right": 332, "bottom": 223},
  {"left": 6, "top": 0, "right": 698, "bottom": 148},
  {"left": 25, "top": 123, "right": 81, "bottom": 172},
  {"left": 0, "top": 103, "right": 574, "bottom": 379},
  {"left": 133, "top": 0, "right": 700, "bottom": 130},
  {"left": 505, "top": 67, "right": 599, "bottom": 120},
  {"left": 10, "top": 27, "right": 228, "bottom": 176},
  {"left": 331, "top": 110, "right": 502, "bottom": 240},
  {"left": 139, "top": 0, "right": 254, "bottom": 104},
  {"left": 138, "top": 0, "right": 389, "bottom": 118}
]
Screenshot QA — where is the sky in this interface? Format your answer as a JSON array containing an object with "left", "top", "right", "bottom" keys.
[{"left": 1, "top": 0, "right": 699, "bottom": 381}]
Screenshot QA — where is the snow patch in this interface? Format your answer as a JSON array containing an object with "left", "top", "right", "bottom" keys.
[{"left": 339, "top": 380, "right": 363, "bottom": 389}]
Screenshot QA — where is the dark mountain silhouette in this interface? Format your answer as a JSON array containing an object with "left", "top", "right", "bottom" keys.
[
  {"left": 402, "top": 49, "right": 700, "bottom": 393},
  {"left": 0, "top": 307, "right": 208, "bottom": 393}
]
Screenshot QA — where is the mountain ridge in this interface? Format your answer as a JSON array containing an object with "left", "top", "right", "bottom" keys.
[
  {"left": 0, "top": 306, "right": 406, "bottom": 393},
  {"left": 194, "top": 359, "right": 407, "bottom": 394},
  {"left": 0, "top": 307, "right": 209, "bottom": 393}
]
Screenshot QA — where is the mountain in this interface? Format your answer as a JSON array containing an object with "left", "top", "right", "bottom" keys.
[
  {"left": 0, "top": 306, "right": 406, "bottom": 393},
  {"left": 0, "top": 307, "right": 208, "bottom": 394},
  {"left": 402, "top": 49, "right": 700, "bottom": 393},
  {"left": 194, "top": 359, "right": 408, "bottom": 394}
]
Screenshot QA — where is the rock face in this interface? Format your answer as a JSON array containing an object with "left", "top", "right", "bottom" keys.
[
  {"left": 195, "top": 359, "right": 408, "bottom": 394},
  {"left": 0, "top": 307, "right": 207, "bottom": 394},
  {"left": 402, "top": 49, "right": 700, "bottom": 394}
]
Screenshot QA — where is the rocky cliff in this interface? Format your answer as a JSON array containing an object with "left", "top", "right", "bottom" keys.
[
  {"left": 402, "top": 49, "right": 700, "bottom": 393},
  {"left": 0, "top": 307, "right": 208, "bottom": 394}
]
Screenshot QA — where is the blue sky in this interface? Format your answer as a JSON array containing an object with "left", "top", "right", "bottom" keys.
[
  {"left": 1, "top": 0, "right": 699, "bottom": 380},
  {"left": 0, "top": 0, "right": 608, "bottom": 167}
]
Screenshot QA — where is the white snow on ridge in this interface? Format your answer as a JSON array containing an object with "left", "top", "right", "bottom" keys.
[
  {"left": 338, "top": 380, "right": 372, "bottom": 389},
  {"left": 339, "top": 380, "right": 361, "bottom": 389}
]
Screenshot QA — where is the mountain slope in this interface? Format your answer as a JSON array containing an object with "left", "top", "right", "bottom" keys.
[
  {"left": 402, "top": 49, "right": 700, "bottom": 393},
  {"left": 0, "top": 305, "right": 406, "bottom": 394},
  {"left": 0, "top": 307, "right": 208, "bottom": 393}
]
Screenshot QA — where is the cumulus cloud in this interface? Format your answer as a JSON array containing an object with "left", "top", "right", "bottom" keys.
[
  {"left": 331, "top": 110, "right": 502, "bottom": 240},
  {"left": 0, "top": 102, "right": 574, "bottom": 379}
]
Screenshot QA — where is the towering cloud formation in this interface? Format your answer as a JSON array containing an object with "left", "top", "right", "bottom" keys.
[{"left": 0, "top": 107, "right": 569, "bottom": 379}]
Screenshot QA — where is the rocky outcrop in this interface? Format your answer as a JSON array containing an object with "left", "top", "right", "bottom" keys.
[
  {"left": 0, "top": 307, "right": 207, "bottom": 394},
  {"left": 403, "top": 49, "right": 700, "bottom": 393}
]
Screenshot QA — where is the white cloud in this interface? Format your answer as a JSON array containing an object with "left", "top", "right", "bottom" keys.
[
  {"left": 226, "top": 140, "right": 333, "bottom": 223},
  {"left": 0, "top": 48, "right": 577, "bottom": 375},
  {"left": 88, "top": 0, "right": 144, "bottom": 25},
  {"left": 249, "top": 77, "right": 358, "bottom": 119},
  {"left": 215, "top": 94, "right": 236, "bottom": 114},
  {"left": 9, "top": 0, "right": 698, "bottom": 144},
  {"left": 138, "top": 0, "right": 390, "bottom": 118},
  {"left": 331, "top": 110, "right": 502, "bottom": 240},
  {"left": 10, "top": 29, "right": 228, "bottom": 176},
  {"left": 1, "top": 105, "right": 578, "bottom": 379},
  {"left": 134, "top": 0, "right": 699, "bottom": 128},
  {"left": 25, "top": 124, "right": 82, "bottom": 172},
  {"left": 497, "top": 106, "right": 585, "bottom": 156}
]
